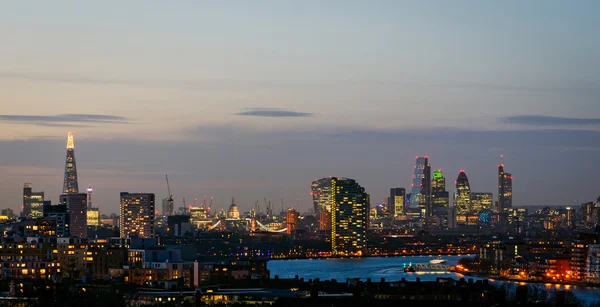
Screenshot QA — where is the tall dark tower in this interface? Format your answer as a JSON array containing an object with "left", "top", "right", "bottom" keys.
[
  {"left": 497, "top": 159, "right": 512, "bottom": 213},
  {"left": 62, "top": 132, "right": 79, "bottom": 194},
  {"left": 409, "top": 156, "right": 431, "bottom": 216}
]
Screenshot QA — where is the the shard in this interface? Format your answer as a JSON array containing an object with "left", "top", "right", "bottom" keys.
[{"left": 62, "top": 132, "right": 79, "bottom": 194}]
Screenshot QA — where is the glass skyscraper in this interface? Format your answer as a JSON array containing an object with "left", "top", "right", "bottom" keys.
[
  {"left": 62, "top": 132, "right": 79, "bottom": 194},
  {"left": 22, "top": 183, "right": 44, "bottom": 218},
  {"left": 311, "top": 177, "right": 333, "bottom": 214},
  {"left": 331, "top": 177, "right": 369, "bottom": 256},
  {"left": 389, "top": 188, "right": 406, "bottom": 217},
  {"left": 409, "top": 156, "right": 431, "bottom": 215},
  {"left": 471, "top": 192, "right": 493, "bottom": 214},
  {"left": 497, "top": 164, "right": 513, "bottom": 213},
  {"left": 453, "top": 170, "right": 472, "bottom": 215},
  {"left": 431, "top": 170, "right": 449, "bottom": 213}
]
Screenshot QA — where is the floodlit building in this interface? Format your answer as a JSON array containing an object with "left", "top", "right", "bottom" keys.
[{"left": 120, "top": 192, "right": 155, "bottom": 238}]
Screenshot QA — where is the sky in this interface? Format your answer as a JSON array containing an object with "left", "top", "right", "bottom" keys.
[{"left": 1, "top": 1, "right": 599, "bottom": 215}]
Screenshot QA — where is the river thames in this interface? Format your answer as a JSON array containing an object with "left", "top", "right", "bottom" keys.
[{"left": 268, "top": 256, "right": 599, "bottom": 306}]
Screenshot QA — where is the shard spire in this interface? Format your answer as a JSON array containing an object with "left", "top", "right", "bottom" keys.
[{"left": 62, "top": 132, "right": 79, "bottom": 194}]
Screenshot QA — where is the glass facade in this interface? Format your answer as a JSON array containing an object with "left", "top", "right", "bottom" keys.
[
  {"left": 431, "top": 170, "right": 450, "bottom": 218},
  {"left": 311, "top": 178, "right": 333, "bottom": 214},
  {"left": 389, "top": 188, "right": 405, "bottom": 217},
  {"left": 497, "top": 164, "right": 513, "bottom": 213},
  {"left": 409, "top": 157, "right": 431, "bottom": 215},
  {"left": 120, "top": 192, "right": 155, "bottom": 238},
  {"left": 454, "top": 170, "right": 472, "bottom": 215},
  {"left": 62, "top": 132, "right": 79, "bottom": 194},
  {"left": 60, "top": 193, "right": 87, "bottom": 237},
  {"left": 471, "top": 192, "right": 493, "bottom": 214},
  {"left": 22, "top": 183, "right": 44, "bottom": 218},
  {"left": 331, "top": 177, "right": 369, "bottom": 256}
]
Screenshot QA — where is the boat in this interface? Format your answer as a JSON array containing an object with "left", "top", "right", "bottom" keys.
[
  {"left": 429, "top": 256, "right": 446, "bottom": 264},
  {"left": 403, "top": 266, "right": 415, "bottom": 273}
]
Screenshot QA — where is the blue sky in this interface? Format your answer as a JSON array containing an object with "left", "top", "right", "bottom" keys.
[{"left": 0, "top": 1, "right": 599, "bottom": 214}]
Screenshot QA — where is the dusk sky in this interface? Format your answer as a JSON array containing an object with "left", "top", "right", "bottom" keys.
[{"left": 1, "top": 1, "right": 599, "bottom": 215}]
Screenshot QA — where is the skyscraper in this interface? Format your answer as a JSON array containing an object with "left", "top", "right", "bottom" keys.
[
  {"left": 285, "top": 208, "right": 299, "bottom": 235},
  {"left": 497, "top": 163, "right": 513, "bottom": 213},
  {"left": 331, "top": 177, "right": 369, "bottom": 256},
  {"left": 22, "top": 183, "right": 44, "bottom": 218},
  {"left": 431, "top": 170, "right": 450, "bottom": 214},
  {"left": 389, "top": 188, "right": 406, "bottom": 217},
  {"left": 311, "top": 178, "right": 332, "bottom": 214},
  {"left": 471, "top": 192, "right": 493, "bottom": 214},
  {"left": 62, "top": 132, "right": 79, "bottom": 194},
  {"left": 120, "top": 192, "right": 155, "bottom": 238},
  {"left": 453, "top": 170, "right": 472, "bottom": 215},
  {"left": 86, "top": 184, "right": 99, "bottom": 226},
  {"left": 60, "top": 193, "right": 87, "bottom": 237},
  {"left": 409, "top": 156, "right": 431, "bottom": 216}
]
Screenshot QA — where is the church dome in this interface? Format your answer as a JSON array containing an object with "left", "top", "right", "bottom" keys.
[{"left": 227, "top": 198, "right": 240, "bottom": 219}]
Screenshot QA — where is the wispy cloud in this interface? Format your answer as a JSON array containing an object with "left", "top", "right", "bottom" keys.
[
  {"left": 234, "top": 107, "right": 313, "bottom": 118},
  {"left": 502, "top": 115, "right": 600, "bottom": 126},
  {"left": 0, "top": 113, "right": 129, "bottom": 127}
]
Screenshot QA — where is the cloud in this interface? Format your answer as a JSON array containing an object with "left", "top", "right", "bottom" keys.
[
  {"left": 501, "top": 115, "right": 600, "bottom": 126},
  {"left": 234, "top": 108, "right": 313, "bottom": 118},
  {"left": 0, "top": 113, "right": 129, "bottom": 126}
]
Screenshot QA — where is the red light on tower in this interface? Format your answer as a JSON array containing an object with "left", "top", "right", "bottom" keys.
[
  {"left": 424, "top": 156, "right": 429, "bottom": 159},
  {"left": 460, "top": 169, "right": 465, "bottom": 173}
]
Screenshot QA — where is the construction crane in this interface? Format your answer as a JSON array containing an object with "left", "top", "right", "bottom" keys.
[
  {"left": 208, "top": 196, "right": 214, "bottom": 213},
  {"left": 165, "top": 175, "right": 174, "bottom": 216},
  {"left": 202, "top": 196, "right": 207, "bottom": 208},
  {"left": 193, "top": 198, "right": 198, "bottom": 207}
]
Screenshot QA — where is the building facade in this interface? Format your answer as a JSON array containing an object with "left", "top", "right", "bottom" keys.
[
  {"left": 497, "top": 163, "right": 513, "bottom": 213},
  {"left": 431, "top": 170, "right": 450, "bottom": 218},
  {"left": 389, "top": 188, "right": 406, "bottom": 218},
  {"left": 22, "top": 183, "right": 44, "bottom": 219},
  {"left": 409, "top": 156, "right": 431, "bottom": 216},
  {"left": 62, "top": 132, "right": 79, "bottom": 194},
  {"left": 60, "top": 193, "right": 87, "bottom": 238},
  {"left": 311, "top": 178, "right": 332, "bottom": 214},
  {"left": 285, "top": 208, "right": 299, "bottom": 235},
  {"left": 454, "top": 170, "right": 472, "bottom": 216},
  {"left": 471, "top": 192, "right": 493, "bottom": 214},
  {"left": 120, "top": 192, "right": 155, "bottom": 238},
  {"left": 331, "top": 177, "right": 369, "bottom": 256}
]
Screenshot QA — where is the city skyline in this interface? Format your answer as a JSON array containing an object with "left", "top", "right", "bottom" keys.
[{"left": 0, "top": 1, "right": 599, "bottom": 213}]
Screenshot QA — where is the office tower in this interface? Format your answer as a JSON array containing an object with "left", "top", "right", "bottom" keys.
[
  {"left": 471, "top": 192, "right": 493, "bottom": 214},
  {"left": 319, "top": 210, "right": 331, "bottom": 231},
  {"left": 389, "top": 188, "right": 406, "bottom": 217},
  {"left": 85, "top": 184, "right": 99, "bottom": 227},
  {"left": 497, "top": 163, "right": 513, "bottom": 213},
  {"left": 60, "top": 193, "right": 87, "bottom": 237},
  {"left": 431, "top": 170, "right": 450, "bottom": 213},
  {"left": 286, "top": 208, "right": 299, "bottom": 235},
  {"left": 331, "top": 177, "right": 369, "bottom": 256},
  {"left": 43, "top": 203, "right": 70, "bottom": 237},
  {"left": 409, "top": 156, "right": 431, "bottom": 215},
  {"left": 62, "top": 132, "right": 79, "bottom": 194},
  {"left": 22, "top": 183, "right": 44, "bottom": 218},
  {"left": 453, "top": 170, "right": 472, "bottom": 215},
  {"left": 162, "top": 198, "right": 171, "bottom": 216},
  {"left": 120, "top": 192, "right": 155, "bottom": 238},
  {"left": 311, "top": 178, "right": 333, "bottom": 214}
]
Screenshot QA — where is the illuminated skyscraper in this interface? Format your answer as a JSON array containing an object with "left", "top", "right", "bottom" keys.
[
  {"left": 120, "top": 192, "right": 155, "bottom": 238},
  {"left": 62, "top": 132, "right": 79, "bottom": 194},
  {"left": 389, "top": 188, "right": 406, "bottom": 217},
  {"left": 453, "top": 170, "right": 472, "bottom": 215},
  {"left": 409, "top": 156, "right": 431, "bottom": 216},
  {"left": 497, "top": 163, "right": 513, "bottom": 213},
  {"left": 311, "top": 178, "right": 332, "bottom": 214},
  {"left": 285, "top": 208, "right": 299, "bottom": 235},
  {"left": 86, "top": 184, "right": 99, "bottom": 227},
  {"left": 60, "top": 193, "right": 87, "bottom": 237},
  {"left": 431, "top": 170, "right": 450, "bottom": 214},
  {"left": 471, "top": 192, "right": 493, "bottom": 214},
  {"left": 22, "top": 183, "right": 44, "bottom": 218},
  {"left": 331, "top": 177, "right": 369, "bottom": 256}
]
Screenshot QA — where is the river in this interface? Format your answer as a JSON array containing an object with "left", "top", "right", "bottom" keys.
[{"left": 268, "top": 256, "right": 600, "bottom": 306}]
